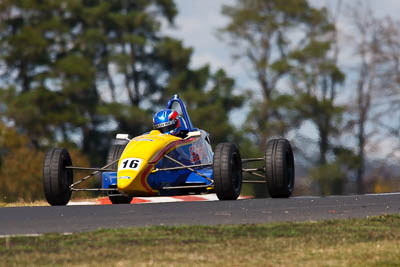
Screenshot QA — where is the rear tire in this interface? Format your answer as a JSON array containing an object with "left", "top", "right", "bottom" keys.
[
  {"left": 213, "top": 143, "right": 242, "bottom": 200},
  {"left": 265, "top": 139, "right": 295, "bottom": 198},
  {"left": 106, "top": 141, "right": 133, "bottom": 204},
  {"left": 43, "top": 148, "right": 73, "bottom": 206}
]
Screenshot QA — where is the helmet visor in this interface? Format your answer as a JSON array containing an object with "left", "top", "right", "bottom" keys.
[{"left": 154, "top": 119, "right": 178, "bottom": 133}]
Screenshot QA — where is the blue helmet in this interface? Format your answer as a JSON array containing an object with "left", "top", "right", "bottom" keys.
[{"left": 153, "top": 109, "right": 181, "bottom": 135}]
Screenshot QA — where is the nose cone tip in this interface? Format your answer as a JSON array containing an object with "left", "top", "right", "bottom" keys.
[
  {"left": 117, "top": 181, "right": 128, "bottom": 190},
  {"left": 117, "top": 173, "right": 136, "bottom": 190}
]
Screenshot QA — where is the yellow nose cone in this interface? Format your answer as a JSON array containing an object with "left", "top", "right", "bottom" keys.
[
  {"left": 117, "top": 171, "right": 137, "bottom": 190},
  {"left": 117, "top": 158, "right": 153, "bottom": 195},
  {"left": 116, "top": 131, "right": 181, "bottom": 196}
]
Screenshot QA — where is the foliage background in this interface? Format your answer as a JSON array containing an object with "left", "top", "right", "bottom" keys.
[{"left": 1, "top": 0, "right": 400, "bottom": 202}]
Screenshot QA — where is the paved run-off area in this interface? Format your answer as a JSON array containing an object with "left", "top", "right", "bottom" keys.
[{"left": 0, "top": 193, "right": 399, "bottom": 235}]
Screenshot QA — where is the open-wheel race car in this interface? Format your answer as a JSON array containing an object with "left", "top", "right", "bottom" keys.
[{"left": 42, "top": 95, "right": 295, "bottom": 206}]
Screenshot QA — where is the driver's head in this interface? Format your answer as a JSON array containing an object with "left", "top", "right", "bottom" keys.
[{"left": 153, "top": 109, "right": 181, "bottom": 135}]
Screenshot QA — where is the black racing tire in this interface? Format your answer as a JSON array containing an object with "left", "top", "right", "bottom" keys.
[
  {"left": 43, "top": 148, "right": 73, "bottom": 206},
  {"left": 265, "top": 139, "right": 295, "bottom": 198},
  {"left": 213, "top": 143, "right": 243, "bottom": 200},
  {"left": 106, "top": 141, "right": 133, "bottom": 204}
]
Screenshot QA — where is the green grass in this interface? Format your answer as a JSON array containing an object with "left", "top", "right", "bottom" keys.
[{"left": 1, "top": 215, "right": 400, "bottom": 266}]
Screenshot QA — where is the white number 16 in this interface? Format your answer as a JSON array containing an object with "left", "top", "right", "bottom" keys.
[{"left": 118, "top": 158, "right": 143, "bottom": 171}]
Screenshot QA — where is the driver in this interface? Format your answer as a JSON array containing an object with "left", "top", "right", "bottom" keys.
[{"left": 153, "top": 109, "right": 183, "bottom": 136}]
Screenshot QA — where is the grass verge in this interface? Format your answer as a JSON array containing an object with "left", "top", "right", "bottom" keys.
[
  {"left": 1, "top": 215, "right": 400, "bottom": 266},
  {"left": 0, "top": 200, "right": 49, "bottom": 207}
]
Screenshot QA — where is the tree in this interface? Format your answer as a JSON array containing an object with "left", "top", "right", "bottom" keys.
[
  {"left": 171, "top": 68, "right": 245, "bottom": 145},
  {"left": 221, "top": 0, "right": 349, "bottom": 195},
  {"left": 374, "top": 18, "right": 400, "bottom": 159},
  {"left": 0, "top": 122, "right": 45, "bottom": 202},
  {"left": 220, "top": 0, "right": 339, "bottom": 149},
  {"left": 0, "top": 121, "right": 90, "bottom": 202},
  {"left": 289, "top": 35, "right": 347, "bottom": 194},
  {"left": 288, "top": 0, "right": 345, "bottom": 166},
  {"left": 0, "top": 0, "right": 247, "bottom": 167},
  {"left": 348, "top": 4, "right": 381, "bottom": 194},
  {"left": 341, "top": 3, "right": 400, "bottom": 194},
  {"left": 0, "top": 0, "right": 180, "bottom": 162}
]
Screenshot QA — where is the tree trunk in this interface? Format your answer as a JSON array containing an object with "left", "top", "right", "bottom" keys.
[
  {"left": 318, "top": 126, "right": 328, "bottom": 166},
  {"left": 356, "top": 121, "right": 365, "bottom": 194}
]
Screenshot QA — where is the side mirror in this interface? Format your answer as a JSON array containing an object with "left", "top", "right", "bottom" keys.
[
  {"left": 185, "top": 131, "right": 201, "bottom": 139},
  {"left": 116, "top": 134, "right": 130, "bottom": 141}
]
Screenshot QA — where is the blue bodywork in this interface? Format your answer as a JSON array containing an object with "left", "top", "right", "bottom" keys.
[{"left": 102, "top": 95, "right": 214, "bottom": 195}]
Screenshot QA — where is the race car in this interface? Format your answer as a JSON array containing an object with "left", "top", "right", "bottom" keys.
[{"left": 42, "top": 95, "right": 295, "bottom": 206}]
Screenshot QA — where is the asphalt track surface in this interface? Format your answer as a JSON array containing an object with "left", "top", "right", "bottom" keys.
[{"left": 1, "top": 193, "right": 399, "bottom": 235}]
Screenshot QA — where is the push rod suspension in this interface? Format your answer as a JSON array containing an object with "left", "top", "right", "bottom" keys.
[
  {"left": 241, "top": 158, "right": 264, "bottom": 163},
  {"left": 153, "top": 163, "right": 212, "bottom": 172},
  {"left": 66, "top": 166, "right": 115, "bottom": 172},
  {"left": 242, "top": 168, "right": 265, "bottom": 172},
  {"left": 164, "top": 155, "right": 214, "bottom": 183},
  {"left": 69, "top": 159, "right": 119, "bottom": 189},
  {"left": 242, "top": 168, "right": 266, "bottom": 179},
  {"left": 70, "top": 188, "right": 119, "bottom": 191},
  {"left": 162, "top": 184, "right": 210, "bottom": 190}
]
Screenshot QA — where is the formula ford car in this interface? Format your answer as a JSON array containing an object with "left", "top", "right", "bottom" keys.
[{"left": 42, "top": 95, "right": 295, "bottom": 206}]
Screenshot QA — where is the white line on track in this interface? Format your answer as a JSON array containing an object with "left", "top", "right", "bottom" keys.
[
  {"left": 365, "top": 192, "right": 400, "bottom": 196},
  {"left": 67, "top": 201, "right": 98, "bottom": 205}
]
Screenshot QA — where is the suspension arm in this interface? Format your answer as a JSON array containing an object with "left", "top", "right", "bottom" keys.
[
  {"left": 69, "top": 159, "right": 119, "bottom": 189},
  {"left": 164, "top": 155, "right": 213, "bottom": 183},
  {"left": 153, "top": 163, "right": 212, "bottom": 172}
]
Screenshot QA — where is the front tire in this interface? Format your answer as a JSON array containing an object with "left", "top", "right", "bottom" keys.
[
  {"left": 265, "top": 139, "right": 295, "bottom": 198},
  {"left": 106, "top": 141, "right": 133, "bottom": 204},
  {"left": 213, "top": 143, "right": 242, "bottom": 200},
  {"left": 43, "top": 148, "right": 73, "bottom": 206}
]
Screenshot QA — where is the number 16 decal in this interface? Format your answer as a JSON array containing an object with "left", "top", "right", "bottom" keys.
[{"left": 118, "top": 158, "right": 143, "bottom": 171}]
